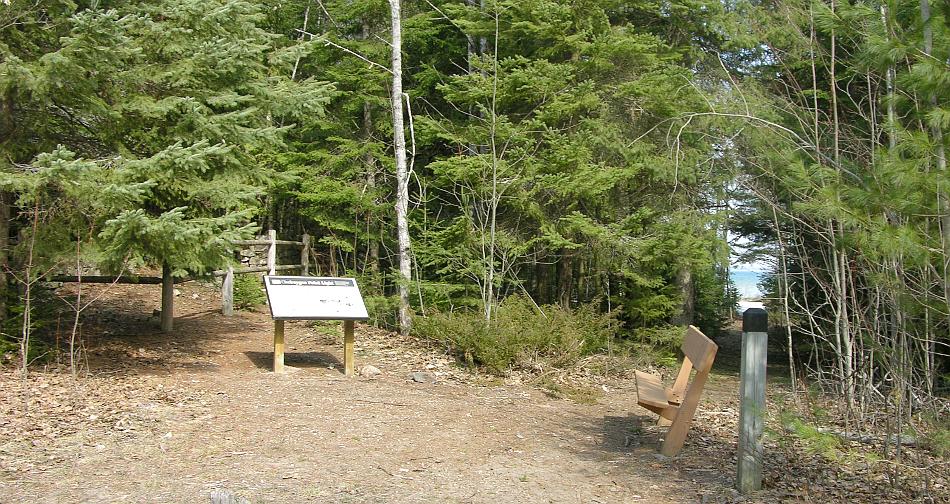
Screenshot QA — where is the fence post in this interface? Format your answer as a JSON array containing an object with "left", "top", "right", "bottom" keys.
[
  {"left": 301, "top": 233, "right": 310, "bottom": 276},
  {"left": 267, "top": 229, "right": 277, "bottom": 276},
  {"left": 222, "top": 266, "right": 234, "bottom": 316},
  {"left": 737, "top": 307, "right": 768, "bottom": 494}
]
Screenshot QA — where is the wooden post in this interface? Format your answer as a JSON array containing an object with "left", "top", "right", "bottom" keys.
[
  {"left": 301, "top": 233, "right": 310, "bottom": 276},
  {"left": 343, "top": 320, "right": 355, "bottom": 377},
  {"left": 267, "top": 229, "right": 277, "bottom": 276},
  {"left": 161, "top": 262, "right": 174, "bottom": 332},
  {"left": 273, "top": 319, "right": 285, "bottom": 373},
  {"left": 737, "top": 308, "right": 768, "bottom": 494},
  {"left": 222, "top": 266, "right": 234, "bottom": 316}
]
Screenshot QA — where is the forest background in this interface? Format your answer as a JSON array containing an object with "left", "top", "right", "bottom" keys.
[{"left": 1, "top": 0, "right": 948, "bottom": 478}]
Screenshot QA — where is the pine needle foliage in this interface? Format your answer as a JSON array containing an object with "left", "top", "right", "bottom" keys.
[{"left": 1, "top": 0, "right": 334, "bottom": 275}]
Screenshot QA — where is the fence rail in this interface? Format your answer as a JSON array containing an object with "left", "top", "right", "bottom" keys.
[
  {"left": 212, "top": 264, "right": 299, "bottom": 277},
  {"left": 220, "top": 231, "right": 310, "bottom": 316},
  {"left": 231, "top": 239, "right": 304, "bottom": 246},
  {"left": 48, "top": 230, "right": 312, "bottom": 327},
  {"left": 49, "top": 275, "right": 171, "bottom": 285}
]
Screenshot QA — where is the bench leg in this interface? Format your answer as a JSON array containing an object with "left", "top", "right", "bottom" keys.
[
  {"left": 660, "top": 376, "right": 710, "bottom": 456},
  {"left": 660, "top": 415, "right": 690, "bottom": 456}
]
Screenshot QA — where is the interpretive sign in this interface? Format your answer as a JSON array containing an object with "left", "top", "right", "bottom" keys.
[
  {"left": 261, "top": 276, "right": 368, "bottom": 376},
  {"left": 263, "top": 276, "right": 369, "bottom": 320}
]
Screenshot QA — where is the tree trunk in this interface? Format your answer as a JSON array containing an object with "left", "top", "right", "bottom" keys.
[
  {"left": 828, "top": 0, "right": 854, "bottom": 412},
  {"left": 558, "top": 248, "right": 573, "bottom": 309},
  {"left": 533, "top": 261, "right": 546, "bottom": 305},
  {"left": 0, "top": 92, "right": 12, "bottom": 326},
  {"left": 479, "top": 0, "right": 488, "bottom": 55},
  {"left": 364, "top": 100, "right": 380, "bottom": 277},
  {"left": 0, "top": 192, "right": 8, "bottom": 325},
  {"left": 672, "top": 266, "right": 694, "bottom": 326},
  {"left": 920, "top": 0, "right": 947, "bottom": 398},
  {"left": 772, "top": 205, "right": 797, "bottom": 396},
  {"left": 389, "top": 0, "right": 412, "bottom": 335},
  {"left": 161, "top": 262, "right": 174, "bottom": 332},
  {"left": 361, "top": 20, "right": 381, "bottom": 282},
  {"left": 465, "top": 0, "right": 478, "bottom": 71},
  {"left": 484, "top": 11, "right": 500, "bottom": 321},
  {"left": 290, "top": 4, "right": 311, "bottom": 81}
]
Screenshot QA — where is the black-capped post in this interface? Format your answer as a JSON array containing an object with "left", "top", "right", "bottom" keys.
[{"left": 737, "top": 307, "right": 767, "bottom": 493}]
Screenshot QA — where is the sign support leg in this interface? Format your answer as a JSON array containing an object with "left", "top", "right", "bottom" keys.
[
  {"left": 274, "top": 320, "right": 285, "bottom": 373},
  {"left": 343, "top": 320, "right": 354, "bottom": 376}
]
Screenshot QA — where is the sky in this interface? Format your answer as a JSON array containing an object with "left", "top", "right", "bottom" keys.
[{"left": 728, "top": 231, "right": 771, "bottom": 272}]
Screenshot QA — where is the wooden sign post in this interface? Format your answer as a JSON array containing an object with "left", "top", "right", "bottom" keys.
[
  {"left": 262, "top": 276, "right": 369, "bottom": 376},
  {"left": 737, "top": 307, "right": 768, "bottom": 493},
  {"left": 343, "top": 320, "right": 354, "bottom": 376},
  {"left": 273, "top": 319, "right": 285, "bottom": 373}
]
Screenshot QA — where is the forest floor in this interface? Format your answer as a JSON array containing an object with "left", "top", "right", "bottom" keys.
[{"left": 0, "top": 282, "right": 945, "bottom": 503}]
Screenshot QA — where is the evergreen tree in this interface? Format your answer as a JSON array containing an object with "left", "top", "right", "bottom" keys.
[
  {"left": 411, "top": 0, "right": 738, "bottom": 328},
  {"left": 1, "top": 0, "right": 333, "bottom": 330},
  {"left": 258, "top": 0, "right": 391, "bottom": 281}
]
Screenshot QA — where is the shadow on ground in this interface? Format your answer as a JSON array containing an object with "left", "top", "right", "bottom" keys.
[
  {"left": 52, "top": 283, "right": 272, "bottom": 376},
  {"left": 243, "top": 351, "right": 342, "bottom": 371},
  {"left": 601, "top": 413, "right": 658, "bottom": 451}
]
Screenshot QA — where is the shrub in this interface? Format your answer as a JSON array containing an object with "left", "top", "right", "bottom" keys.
[
  {"left": 693, "top": 266, "right": 736, "bottom": 339},
  {"left": 630, "top": 324, "right": 684, "bottom": 367},
  {"left": 413, "top": 296, "right": 617, "bottom": 375},
  {"left": 2, "top": 285, "right": 61, "bottom": 367},
  {"left": 363, "top": 295, "right": 400, "bottom": 332},
  {"left": 779, "top": 412, "right": 843, "bottom": 460},
  {"left": 923, "top": 416, "right": 950, "bottom": 459},
  {"left": 233, "top": 273, "right": 266, "bottom": 310}
]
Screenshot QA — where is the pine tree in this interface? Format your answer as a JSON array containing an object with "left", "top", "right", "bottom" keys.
[
  {"left": 259, "top": 0, "right": 391, "bottom": 280},
  {"left": 1, "top": 0, "right": 333, "bottom": 331},
  {"left": 412, "top": 0, "right": 735, "bottom": 327}
]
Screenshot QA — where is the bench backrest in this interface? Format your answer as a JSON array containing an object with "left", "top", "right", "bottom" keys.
[
  {"left": 682, "top": 325, "right": 717, "bottom": 372},
  {"left": 670, "top": 325, "right": 718, "bottom": 402}
]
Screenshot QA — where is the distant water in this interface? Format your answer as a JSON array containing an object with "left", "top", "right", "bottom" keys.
[{"left": 731, "top": 270, "right": 763, "bottom": 300}]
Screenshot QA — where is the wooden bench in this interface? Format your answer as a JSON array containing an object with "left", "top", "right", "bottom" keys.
[{"left": 635, "top": 325, "right": 718, "bottom": 456}]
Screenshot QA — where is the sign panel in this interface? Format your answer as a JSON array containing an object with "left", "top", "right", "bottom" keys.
[{"left": 262, "top": 276, "right": 369, "bottom": 321}]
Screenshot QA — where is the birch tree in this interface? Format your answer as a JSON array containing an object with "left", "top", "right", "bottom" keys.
[{"left": 389, "top": 0, "right": 412, "bottom": 335}]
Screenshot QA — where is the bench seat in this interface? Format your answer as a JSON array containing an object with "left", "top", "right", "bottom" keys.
[{"left": 634, "top": 370, "right": 681, "bottom": 408}]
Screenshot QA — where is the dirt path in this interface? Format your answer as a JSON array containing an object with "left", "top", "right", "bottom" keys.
[
  {"left": 0, "top": 282, "right": 934, "bottom": 503},
  {"left": 0, "top": 282, "right": 743, "bottom": 503}
]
